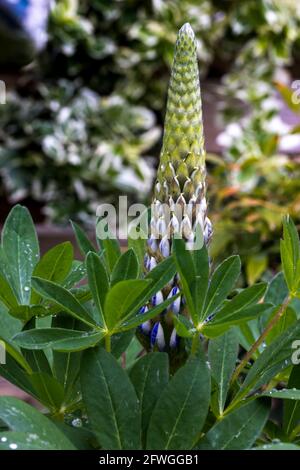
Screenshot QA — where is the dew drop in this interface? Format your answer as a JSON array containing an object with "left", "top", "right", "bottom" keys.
[
  {"left": 9, "top": 443, "right": 18, "bottom": 450},
  {"left": 1, "top": 437, "right": 7, "bottom": 442},
  {"left": 71, "top": 418, "right": 82, "bottom": 428}
]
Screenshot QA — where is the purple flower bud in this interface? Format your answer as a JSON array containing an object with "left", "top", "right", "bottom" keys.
[
  {"left": 169, "top": 328, "right": 180, "bottom": 349},
  {"left": 159, "top": 236, "right": 170, "bottom": 258},
  {"left": 150, "top": 322, "right": 165, "bottom": 350},
  {"left": 167, "top": 286, "right": 181, "bottom": 314},
  {"left": 139, "top": 320, "right": 152, "bottom": 335},
  {"left": 152, "top": 290, "right": 164, "bottom": 306},
  {"left": 149, "top": 256, "right": 157, "bottom": 271}
]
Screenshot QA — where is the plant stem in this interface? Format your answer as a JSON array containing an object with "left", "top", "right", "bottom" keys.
[
  {"left": 105, "top": 334, "right": 111, "bottom": 353},
  {"left": 231, "top": 295, "right": 291, "bottom": 384},
  {"left": 191, "top": 334, "right": 200, "bottom": 355}
]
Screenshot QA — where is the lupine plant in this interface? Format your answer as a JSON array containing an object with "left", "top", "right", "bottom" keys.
[{"left": 1, "top": 24, "right": 300, "bottom": 451}]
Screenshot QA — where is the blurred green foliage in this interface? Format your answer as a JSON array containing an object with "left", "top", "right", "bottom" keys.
[{"left": 0, "top": 0, "right": 300, "bottom": 281}]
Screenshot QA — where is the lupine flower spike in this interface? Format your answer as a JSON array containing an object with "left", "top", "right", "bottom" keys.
[{"left": 139, "top": 23, "right": 212, "bottom": 353}]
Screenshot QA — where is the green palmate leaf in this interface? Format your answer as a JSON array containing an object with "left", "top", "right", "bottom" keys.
[
  {"left": 208, "top": 329, "right": 239, "bottom": 416},
  {"left": 32, "top": 242, "right": 73, "bottom": 283},
  {"left": 0, "top": 432, "right": 64, "bottom": 450},
  {"left": 13, "top": 328, "right": 104, "bottom": 352},
  {"left": 0, "top": 336, "right": 32, "bottom": 374},
  {"left": 71, "top": 220, "right": 96, "bottom": 256},
  {"left": 255, "top": 443, "right": 300, "bottom": 450},
  {"left": 172, "top": 237, "right": 198, "bottom": 323},
  {"left": 0, "top": 353, "right": 39, "bottom": 400},
  {"left": 31, "top": 242, "right": 73, "bottom": 304},
  {"left": 0, "top": 273, "right": 18, "bottom": 310},
  {"left": 31, "top": 277, "right": 98, "bottom": 328},
  {"left": 263, "top": 389, "right": 300, "bottom": 400},
  {"left": 81, "top": 347, "right": 141, "bottom": 450},
  {"left": 203, "top": 255, "right": 241, "bottom": 319},
  {"left": 136, "top": 256, "right": 177, "bottom": 309},
  {"left": 147, "top": 351, "right": 210, "bottom": 450},
  {"left": 196, "top": 399, "right": 270, "bottom": 450},
  {"left": 124, "top": 336, "right": 143, "bottom": 369},
  {"left": 265, "top": 306, "right": 297, "bottom": 345},
  {"left": 236, "top": 319, "right": 300, "bottom": 400},
  {"left": 246, "top": 254, "right": 267, "bottom": 285},
  {"left": 191, "top": 242, "right": 210, "bottom": 318},
  {"left": 51, "top": 316, "right": 81, "bottom": 402},
  {"left": 1, "top": 205, "right": 39, "bottom": 304},
  {"left": 280, "top": 240, "right": 294, "bottom": 293},
  {"left": 130, "top": 353, "right": 169, "bottom": 441},
  {"left": 280, "top": 216, "right": 300, "bottom": 293},
  {"left": 214, "top": 283, "right": 267, "bottom": 321},
  {"left": 62, "top": 261, "right": 86, "bottom": 289},
  {"left": 86, "top": 251, "right": 109, "bottom": 327},
  {"left": 96, "top": 220, "right": 121, "bottom": 273},
  {"left": 120, "top": 294, "right": 179, "bottom": 332},
  {"left": 173, "top": 315, "right": 194, "bottom": 338},
  {"left": 128, "top": 227, "right": 146, "bottom": 275},
  {"left": 0, "top": 397, "right": 75, "bottom": 450},
  {"left": 8, "top": 305, "right": 48, "bottom": 322},
  {"left": 0, "top": 305, "right": 22, "bottom": 340},
  {"left": 21, "top": 328, "right": 52, "bottom": 375},
  {"left": 265, "top": 272, "right": 288, "bottom": 306},
  {"left": 30, "top": 372, "right": 65, "bottom": 411},
  {"left": 283, "top": 366, "right": 300, "bottom": 436},
  {"left": 202, "top": 304, "right": 271, "bottom": 338},
  {"left": 111, "top": 249, "right": 139, "bottom": 285},
  {"left": 104, "top": 279, "right": 151, "bottom": 330},
  {"left": 111, "top": 330, "right": 135, "bottom": 359}
]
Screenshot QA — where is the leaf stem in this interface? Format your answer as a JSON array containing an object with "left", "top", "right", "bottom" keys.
[
  {"left": 191, "top": 334, "right": 200, "bottom": 355},
  {"left": 231, "top": 295, "right": 291, "bottom": 384},
  {"left": 105, "top": 334, "right": 111, "bottom": 353}
]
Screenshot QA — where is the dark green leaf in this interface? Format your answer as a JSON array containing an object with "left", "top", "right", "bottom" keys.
[
  {"left": 197, "top": 400, "right": 270, "bottom": 450},
  {"left": 147, "top": 352, "right": 210, "bottom": 450},
  {"left": 173, "top": 315, "right": 194, "bottom": 338},
  {"left": 62, "top": 261, "right": 86, "bottom": 289},
  {"left": 130, "top": 353, "right": 169, "bottom": 440},
  {"left": 111, "top": 249, "right": 139, "bottom": 285},
  {"left": 8, "top": 305, "right": 48, "bottom": 322},
  {"left": 237, "top": 319, "right": 300, "bottom": 399},
  {"left": 86, "top": 251, "right": 109, "bottom": 326},
  {"left": 280, "top": 216, "right": 300, "bottom": 293},
  {"left": 265, "top": 272, "right": 288, "bottom": 306},
  {"left": 0, "top": 396, "right": 75, "bottom": 449},
  {"left": 208, "top": 328, "right": 239, "bottom": 415},
  {"left": 96, "top": 220, "right": 121, "bottom": 273},
  {"left": 30, "top": 372, "right": 65, "bottom": 411},
  {"left": 128, "top": 228, "right": 146, "bottom": 275},
  {"left": 81, "top": 347, "right": 141, "bottom": 450},
  {"left": 104, "top": 279, "right": 150, "bottom": 330},
  {"left": 119, "top": 294, "right": 179, "bottom": 331},
  {"left": 1, "top": 205, "right": 39, "bottom": 304},
  {"left": 31, "top": 277, "right": 97, "bottom": 328},
  {"left": 263, "top": 389, "right": 300, "bottom": 400},
  {"left": 172, "top": 237, "right": 197, "bottom": 322},
  {"left": 31, "top": 242, "right": 73, "bottom": 303},
  {"left": 203, "top": 304, "right": 271, "bottom": 338},
  {"left": 203, "top": 255, "right": 241, "bottom": 318},
  {"left": 71, "top": 220, "right": 96, "bottom": 256},
  {"left": 214, "top": 283, "right": 267, "bottom": 321},
  {"left": 283, "top": 366, "right": 300, "bottom": 435},
  {"left": 255, "top": 443, "right": 300, "bottom": 450},
  {"left": 14, "top": 328, "right": 104, "bottom": 352},
  {"left": 0, "top": 273, "right": 18, "bottom": 310}
]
